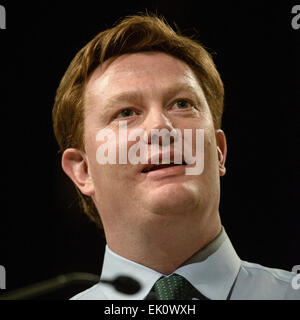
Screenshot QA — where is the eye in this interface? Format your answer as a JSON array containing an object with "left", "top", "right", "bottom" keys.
[
  {"left": 115, "top": 108, "right": 137, "bottom": 119},
  {"left": 171, "top": 99, "right": 194, "bottom": 110}
]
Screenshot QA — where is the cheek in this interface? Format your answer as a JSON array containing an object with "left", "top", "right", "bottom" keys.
[
  {"left": 87, "top": 133, "right": 133, "bottom": 182},
  {"left": 191, "top": 120, "right": 218, "bottom": 175},
  {"left": 180, "top": 117, "right": 215, "bottom": 148},
  {"left": 84, "top": 127, "right": 99, "bottom": 155},
  {"left": 204, "top": 125, "right": 217, "bottom": 160},
  {"left": 84, "top": 129, "right": 110, "bottom": 180}
]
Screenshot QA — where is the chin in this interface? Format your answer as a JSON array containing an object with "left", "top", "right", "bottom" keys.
[{"left": 144, "top": 182, "right": 200, "bottom": 215}]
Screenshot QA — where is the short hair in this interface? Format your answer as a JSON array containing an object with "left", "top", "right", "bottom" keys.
[{"left": 52, "top": 13, "right": 224, "bottom": 228}]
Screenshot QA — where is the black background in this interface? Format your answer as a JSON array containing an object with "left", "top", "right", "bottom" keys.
[{"left": 0, "top": 1, "right": 299, "bottom": 299}]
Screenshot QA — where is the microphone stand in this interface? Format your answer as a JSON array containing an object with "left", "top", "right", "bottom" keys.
[{"left": 0, "top": 273, "right": 141, "bottom": 300}]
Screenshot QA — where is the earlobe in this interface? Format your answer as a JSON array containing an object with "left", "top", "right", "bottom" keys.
[
  {"left": 215, "top": 130, "right": 227, "bottom": 177},
  {"left": 61, "top": 148, "right": 95, "bottom": 196},
  {"left": 217, "top": 147, "right": 226, "bottom": 176}
]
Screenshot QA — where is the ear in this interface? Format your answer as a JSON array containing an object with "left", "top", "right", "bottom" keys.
[
  {"left": 61, "top": 148, "right": 95, "bottom": 196},
  {"left": 215, "top": 129, "right": 227, "bottom": 177}
]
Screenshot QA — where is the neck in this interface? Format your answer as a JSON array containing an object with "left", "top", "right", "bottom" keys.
[{"left": 105, "top": 210, "right": 222, "bottom": 275}]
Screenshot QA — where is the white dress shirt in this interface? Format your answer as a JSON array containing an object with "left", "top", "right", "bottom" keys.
[{"left": 70, "top": 227, "right": 299, "bottom": 300}]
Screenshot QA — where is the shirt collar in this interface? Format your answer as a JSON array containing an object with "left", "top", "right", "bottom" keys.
[
  {"left": 100, "top": 245, "right": 162, "bottom": 300},
  {"left": 175, "top": 228, "right": 241, "bottom": 300},
  {"left": 99, "top": 227, "right": 241, "bottom": 300}
]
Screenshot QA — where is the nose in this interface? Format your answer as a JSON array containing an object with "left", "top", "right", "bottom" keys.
[{"left": 142, "top": 107, "right": 177, "bottom": 146}]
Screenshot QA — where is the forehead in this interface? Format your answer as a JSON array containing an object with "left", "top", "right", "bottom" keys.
[{"left": 84, "top": 52, "right": 204, "bottom": 108}]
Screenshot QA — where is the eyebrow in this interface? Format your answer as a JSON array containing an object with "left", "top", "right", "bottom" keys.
[{"left": 102, "top": 83, "right": 202, "bottom": 112}]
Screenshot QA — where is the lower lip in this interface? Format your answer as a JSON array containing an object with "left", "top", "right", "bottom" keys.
[{"left": 142, "top": 165, "right": 186, "bottom": 179}]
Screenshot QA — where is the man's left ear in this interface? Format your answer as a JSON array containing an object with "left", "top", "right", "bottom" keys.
[{"left": 215, "top": 129, "right": 227, "bottom": 176}]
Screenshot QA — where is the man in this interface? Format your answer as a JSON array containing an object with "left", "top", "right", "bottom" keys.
[{"left": 52, "top": 14, "right": 299, "bottom": 300}]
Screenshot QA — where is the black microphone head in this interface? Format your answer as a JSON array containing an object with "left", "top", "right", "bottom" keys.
[{"left": 112, "top": 276, "right": 141, "bottom": 295}]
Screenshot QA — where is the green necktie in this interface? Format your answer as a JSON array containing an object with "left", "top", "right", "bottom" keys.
[{"left": 154, "top": 274, "right": 198, "bottom": 300}]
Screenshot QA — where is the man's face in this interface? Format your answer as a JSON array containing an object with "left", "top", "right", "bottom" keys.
[{"left": 83, "top": 52, "right": 224, "bottom": 234}]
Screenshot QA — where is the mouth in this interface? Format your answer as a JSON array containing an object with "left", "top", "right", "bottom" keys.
[{"left": 141, "top": 161, "right": 187, "bottom": 173}]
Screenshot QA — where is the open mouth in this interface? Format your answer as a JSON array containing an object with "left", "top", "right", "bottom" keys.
[{"left": 141, "top": 162, "right": 187, "bottom": 173}]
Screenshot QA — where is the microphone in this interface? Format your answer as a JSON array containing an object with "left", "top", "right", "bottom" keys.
[
  {"left": 101, "top": 275, "right": 141, "bottom": 295},
  {"left": 0, "top": 273, "right": 141, "bottom": 300}
]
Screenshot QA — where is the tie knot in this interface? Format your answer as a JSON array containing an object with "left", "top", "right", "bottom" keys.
[{"left": 154, "top": 274, "right": 192, "bottom": 300}]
